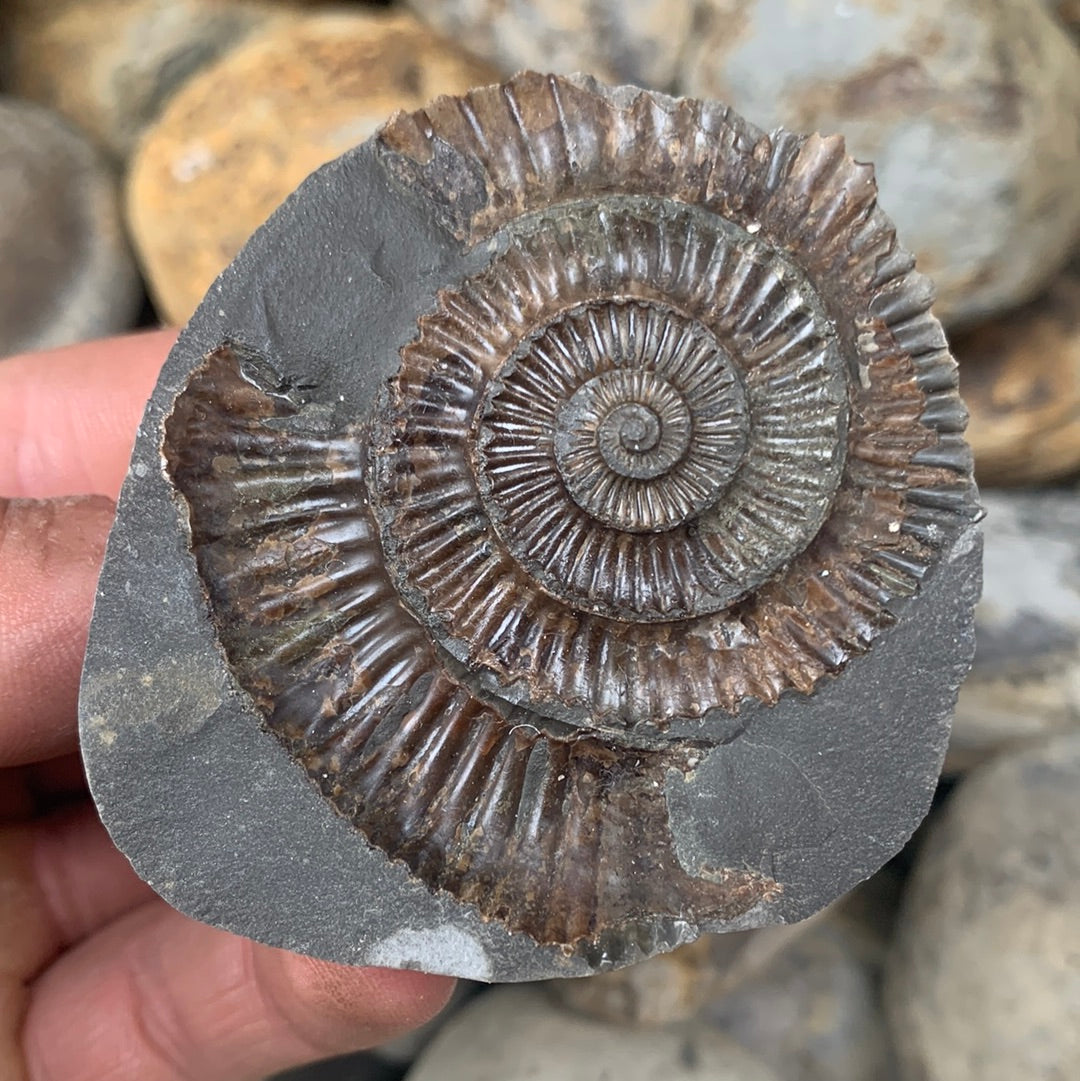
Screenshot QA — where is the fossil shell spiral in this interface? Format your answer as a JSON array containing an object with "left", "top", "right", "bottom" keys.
[{"left": 81, "top": 73, "right": 981, "bottom": 980}]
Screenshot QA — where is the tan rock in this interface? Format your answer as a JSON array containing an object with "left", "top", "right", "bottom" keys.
[
  {"left": 0, "top": 0, "right": 300, "bottom": 159},
  {"left": 1047, "top": 0, "right": 1080, "bottom": 33},
  {"left": 126, "top": 11, "right": 499, "bottom": 325},
  {"left": 957, "top": 268, "right": 1080, "bottom": 487}
]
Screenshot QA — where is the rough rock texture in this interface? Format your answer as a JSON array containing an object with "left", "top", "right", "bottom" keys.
[
  {"left": 0, "top": 0, "right": 300, "bottom": 159},
  {"left": 886, "top": 735, "right": 1080, "bottom": 1081},
  {"left": 0, "top": 97, "right": 141, "bottom": 357},
  {"left": 706, "top": 888, "right": 900, "bottom": 1081},
  {"left": 683, "top": 0, "right": 1080, "bottom": 328},
  {"left": 404, "top": 0, "right": 692, "bottom": 90},
  {"left": 405, "top": 986, "right": 781, "bottom": 1081},
  {"left": 125, "top": 11, "right": 499, "bottom": 325},
  {"left": 959, "top": 267, "right": 1080, "bottom": 486},
  {"left": 947, "top": 489, "right": 1080, "bottom": 773},
  {"left": 83, "top": 74, "right": 980, "bottom": 981}
]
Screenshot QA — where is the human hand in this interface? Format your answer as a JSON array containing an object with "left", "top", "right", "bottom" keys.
[{"left": 0, "top": 330, "right": 455, "bottom": 1081}]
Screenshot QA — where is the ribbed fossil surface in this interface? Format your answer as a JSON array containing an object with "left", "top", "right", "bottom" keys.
[{"left": 161, "top": 73, "right": 979, "bottom": 953}]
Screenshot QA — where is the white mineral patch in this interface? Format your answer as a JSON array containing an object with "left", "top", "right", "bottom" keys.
[{"left": 370, "top": 926, "right": 493, "bottom": 981}]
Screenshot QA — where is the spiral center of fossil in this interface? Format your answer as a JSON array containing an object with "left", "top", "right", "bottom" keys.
[
  {"left": 528, "top": 307, "right": 748, "bottom": 534},
  {"left": 566, "top": 374, "right": 695, "bottom": 487},
  {"left": 608, "top": 403, "right": 661, "bottom": 455},
  {"left": 383, "top": 203, "right": 852, "bottom": 641}
]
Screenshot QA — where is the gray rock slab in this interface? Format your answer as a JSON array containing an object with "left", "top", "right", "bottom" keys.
[{"left": 80, "top": 79, "right": 981, "bottom": 981}]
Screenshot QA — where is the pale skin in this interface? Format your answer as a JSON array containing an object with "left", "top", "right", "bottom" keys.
[{"left": 0, "top": 329, "right": 455, "bottom": 1081}]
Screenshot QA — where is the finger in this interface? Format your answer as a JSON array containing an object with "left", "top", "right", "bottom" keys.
[
  {"left": 21, "top": 755, "right": 87, "bottom": 813},
  {"left": 24, "top": 902, "right": 456, "bottom": 1081},
  {"left": 0, "top": 756, "right": 86, "bottom": 824},
  {"left": 32, "top": 802, "right": 156, "bottom": 953},
  {"left": 0, "top": 804, "right": 153, "bottom": 985},
  {"left": 0, "top": 328, "right": 173, "bottom": 500},
  {"left": 0, "top": 496, "right": 114, "bottom": 766}
]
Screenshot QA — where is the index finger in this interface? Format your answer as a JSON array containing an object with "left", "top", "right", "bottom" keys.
[{"left": 0, "top": 329, "right": 175, "bottom": 499}]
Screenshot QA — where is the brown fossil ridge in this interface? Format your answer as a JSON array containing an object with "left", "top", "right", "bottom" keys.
[{"left": 161, "top": 74, "right": 978, "bottom": 952}]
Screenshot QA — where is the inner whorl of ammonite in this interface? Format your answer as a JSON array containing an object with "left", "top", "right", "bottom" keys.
[
  {"left": 486, "top": 301, "right": 750, "bottom": 535},
  {"left": 372, "top": 198, "right": 850, "bottom": 670}
]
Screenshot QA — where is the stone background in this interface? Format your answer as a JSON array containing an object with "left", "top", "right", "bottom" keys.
[{"left": 1, "top": 1, "right": 1078, "bottom": 1079}]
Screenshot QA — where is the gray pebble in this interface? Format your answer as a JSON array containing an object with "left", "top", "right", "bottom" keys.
[
  {"left": 948, "top": 488, "right": 1080, "bottom": 772},
  {"left": 404, "top": 0, "right": 693, "bottom": 90},
  {"left": 682, "top": 0, "right": 1080, "bottom": 328},
  {"left": 0, "top": 97, "right": 141, "bottom": 357},
  {"left": 886, "top": 734, "right": 1080, "bottom": 1081},
  {"left": 706, "top": 896, "right": 899, "bottom": 1081},
  {"left": 405, "top": 985, "right": 781, "bottom": 1081}
]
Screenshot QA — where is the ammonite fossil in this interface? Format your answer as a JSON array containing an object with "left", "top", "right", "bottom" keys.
[{"left": 81, "top": 73, "right": 982, "bottom": 981}]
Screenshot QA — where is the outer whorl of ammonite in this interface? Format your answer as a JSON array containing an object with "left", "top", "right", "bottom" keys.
[{"left": 82, "top": 73, "right": 981, "bottom": 978}]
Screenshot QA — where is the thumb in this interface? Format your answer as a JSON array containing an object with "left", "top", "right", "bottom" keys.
[{"left": 24, "top": 900, "right": 455, "bottom": 1081}]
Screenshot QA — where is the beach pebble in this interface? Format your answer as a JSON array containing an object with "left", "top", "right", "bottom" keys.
[
  {"left": 545, "top": 921, "right": 821, "bottom": 1027},
  {"left": 886, "top": 734, "right": 1080, "bottom": 1081},
  {"left": 405, "top": 985, "right": 781, "bottom": 1081},
  {"left": 0, "top": 97, "right": 141, "bottom": 357},
  {"left": 959, "top": 266, "right": 1080, "bottom": 486},
  {"left": 125, "top": 11, "right": 499, "bottom": 325},
  {"left": 947, "top": 488, "right": 1080, "bottom": 772},
  {"left": 403, "top": 0, "right": 692, "bottom": 90},
  {"left": 703, "top": 877, "right": 901, "bottom": 1081},
  {"left": 0, "top": 0, "right": 299, "bottom": 159},
  {"left": 683, "top": 0, "right": 1080, "bottom": 327}
]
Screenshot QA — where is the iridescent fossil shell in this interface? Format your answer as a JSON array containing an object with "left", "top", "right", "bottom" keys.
[{"left": 82, "top": 73, "right": 981, "bottom": 978}]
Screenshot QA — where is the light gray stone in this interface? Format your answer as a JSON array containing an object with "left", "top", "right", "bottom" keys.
[
  {"left": 706, "top": 898, "right": 899, "bottom": 1081},
  {"left": 886, "top": 734, "right": 1080, "bottom": 1081},
  {"left": 683, "top": 0, "right": 1080, "bottom": 328},
  {"left": 947, "top": 489, "right": 1080, "bottom": 772},
  {"left": 0, "top": 97, "right": 141, "bottom": 357},
  {"left": 404, "top": 0, "right": 692, "bottom": 90},
  {"left": 405, "top": 986, "right": 781, "bottom": 1081}
]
